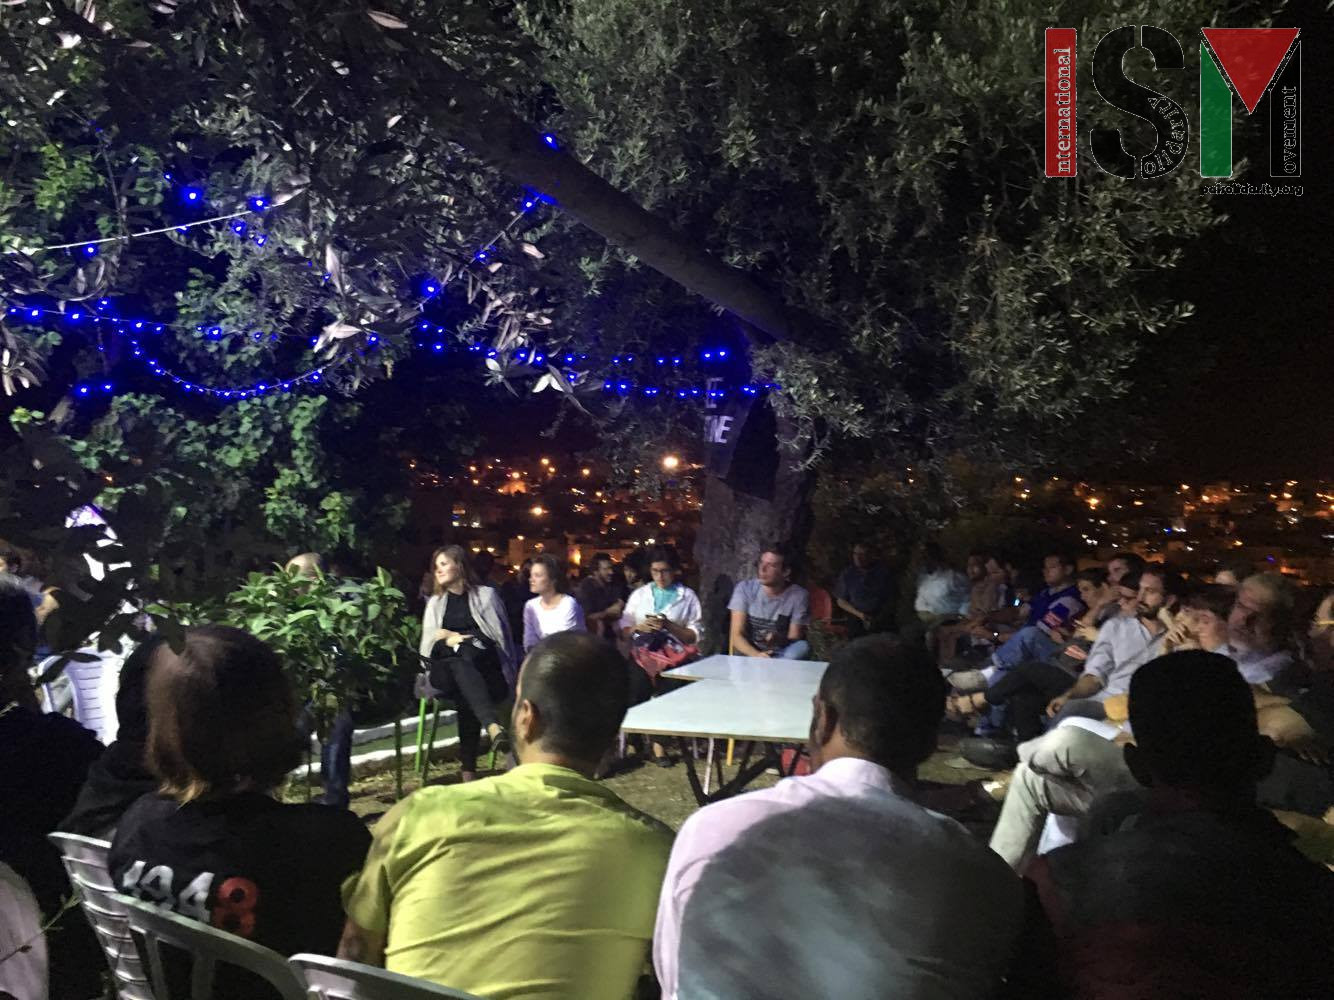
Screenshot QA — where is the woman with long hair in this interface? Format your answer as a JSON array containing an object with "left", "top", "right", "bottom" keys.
[
  {"left": 522, "top": 554, "right": 585, "bottom": 653},
  {"left": 419, "top": 545, "right": 518, "bottom": 780},
  {"left": 109, "top": 626, "right": 370, "bottom": 995}
]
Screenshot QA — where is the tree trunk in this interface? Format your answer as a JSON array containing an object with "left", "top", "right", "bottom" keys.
[{"left": 693, "top": 412, "right": 816, "bottom": 655}]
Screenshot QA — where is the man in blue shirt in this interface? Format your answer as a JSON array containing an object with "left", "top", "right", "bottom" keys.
[
  {"left": 949, "top": 552, "right": 1083, "bottom": 693},
  {"left": 834, "top": 542, "right": 894, "bottom": 636}
]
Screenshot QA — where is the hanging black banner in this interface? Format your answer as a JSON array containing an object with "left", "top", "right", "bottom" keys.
[{"left": 703, "top": 380, "right": 777, "bottom": 500}]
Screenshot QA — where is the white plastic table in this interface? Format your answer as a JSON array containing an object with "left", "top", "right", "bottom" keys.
[
  {"left": 662, "top": 653, "right": 827, "bottom": 687},
  {"left": 621, "top": 678, "right": 816, "bottom": 743},
  {"left": 622, "top": 667, "right": 824, "bottom": 803}
]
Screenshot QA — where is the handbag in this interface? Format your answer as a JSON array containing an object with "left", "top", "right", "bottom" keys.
[{"left": 630, "top": 629, "right": 698, "bottom": 679}]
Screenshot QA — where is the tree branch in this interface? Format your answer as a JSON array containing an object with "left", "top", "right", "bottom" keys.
[{"left": 412, "top": 61, "right": 821, "bottom": 349}]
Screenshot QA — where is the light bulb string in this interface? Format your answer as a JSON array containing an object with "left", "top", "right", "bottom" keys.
[{"left": 4, "top": 209, "right": 258, "bottom": 256}]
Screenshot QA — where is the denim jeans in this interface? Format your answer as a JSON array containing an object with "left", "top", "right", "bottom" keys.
[
  {"left": 991, "top": 625, "right": 1062, "bottom": 671},
  {"left": 318, "top": 711, "right": 355, "bottom": 809},
  {"left": 778, "top": 639, "right": 811, "bottom": 660}
]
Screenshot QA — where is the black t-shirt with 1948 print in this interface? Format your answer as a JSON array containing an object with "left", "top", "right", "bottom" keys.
[{"left": 110, "top": 791, "right": 370, "bottom": 984}]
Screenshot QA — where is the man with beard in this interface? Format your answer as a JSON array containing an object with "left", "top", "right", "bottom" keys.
[
  {"left": 1044, "top": 565, "right": 1184, "bottom": 724},
  {"left": 987, "top": 581, "right": 1310, "bottom": 870},
  {"left": 960, "top": 567, "right": 1180, "bottom": 769},
  {"left": 1221, "top": 573, "right": 1295, "bottom": 687},
  {"left": 576, "top": 553, "right": 626, "bottom": 643}
]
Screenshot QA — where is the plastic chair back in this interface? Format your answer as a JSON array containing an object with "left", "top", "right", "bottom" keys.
[
  {"left": 119, "top": 894, "right": 306, "bottom": 1000},
  {"left": 47, "top": 832, "right": 154, "bottom": 1000},
  {"left": 37, "top": 648, "right": 122, "bottom": 744},
  {"left": 808, "top": 585, "right": 834, "bottom": 622},
  {"left": 291, "top": 953, "right": 484, "bottom": 999},
  {"left": 67, "top": 651, "right": 122, "bottom": 744}
]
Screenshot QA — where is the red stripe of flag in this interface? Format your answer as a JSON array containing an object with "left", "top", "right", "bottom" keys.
[{"left": 1046, "top": 28, "right": 1077, "bottom": 177}]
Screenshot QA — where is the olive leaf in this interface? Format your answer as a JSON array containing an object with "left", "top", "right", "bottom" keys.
[{"left": 367, "top": 10, "right": 408, "bottom": 30}]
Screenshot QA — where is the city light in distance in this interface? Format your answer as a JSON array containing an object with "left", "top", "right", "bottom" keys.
[
  {"left": 530, "top": 505, "right": 545, "bottom": 516},
  {"left": 662, "top": 454, "right": 681, "bottom": 471}
]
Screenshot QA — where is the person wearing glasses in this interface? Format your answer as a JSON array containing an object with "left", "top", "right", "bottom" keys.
[{"left": 621, "top": 546, "right": 703, "bottom": 768}]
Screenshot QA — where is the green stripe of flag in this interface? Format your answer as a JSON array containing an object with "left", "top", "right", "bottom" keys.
[{"left": 1200, "top": 43, "right": 1233, "bottom": 177}]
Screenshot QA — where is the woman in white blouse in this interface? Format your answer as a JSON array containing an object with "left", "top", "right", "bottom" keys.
[
  {"left": 619, "top": 545, "right": 703, "bottom": 767},
  {"left": 522, "top": 554, "right": 586, "bottom": 653}
]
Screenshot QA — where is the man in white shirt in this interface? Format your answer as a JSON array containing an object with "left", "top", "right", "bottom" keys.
[
  {"left": 913, "top": 542, "right": 969, "bottom": 625},
  {"left": 654, "top": 635, "right": 1021, "bottom": 1000},
  {"left": 1222, "top": 573, "right": 1294, "bottom": 685},
  {"left": 989, "top": 579, "right": 1293, "bottom": 870},
  {"left": 1044, "top": 565, "right": 1182, "bottom": 722}
]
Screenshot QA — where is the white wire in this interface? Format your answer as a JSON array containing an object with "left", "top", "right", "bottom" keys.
[{"left": 5, "top": 209, "right": 254, "bottom": 255}]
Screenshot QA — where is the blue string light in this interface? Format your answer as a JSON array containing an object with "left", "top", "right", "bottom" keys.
[{"left": 5, "top": 134, "right": 770, "bottom": 407}]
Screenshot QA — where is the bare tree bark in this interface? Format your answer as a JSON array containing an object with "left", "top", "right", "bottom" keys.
[{"left": 692, "top": 412, "right": 817, "bottom": 654}]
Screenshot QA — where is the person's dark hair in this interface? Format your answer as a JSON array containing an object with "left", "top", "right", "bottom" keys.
[
  {"left": 1045, "top": 551, "right": 1078, "bottom": 573},
  {"left": 1184, "top": 584, "right": 1236, "bottom": 621},
  {"left": 761, "top": 542, "right": 793, "bottom": 572},
  {"left": 1076, "top": 567, "right": 1108, "bottom": 587},
  {"left": 146, "top": 625, "right": 302, "bottom": 802},
  {"left": 622, "top": 549, "right": 650, "bottom": 585},
  {"left": 519, "top": 632, "right": 629, "bottom": 762},
  {"left": 1116, "top": 571, "right": 1142, "bottom": 594},
  {"left": 430, "top": 544, "right": 480, "bottom": 596},
  {"left": 472, "top": 549, "right": 496, "bottom": 580},
  {"left": 1109, "top": 551, "right": 1147, "bottom": 576},
  {"left": 648, "top": 545, "right": 682, "bottom": 571},
  {"left": 591, "top": 552, "right": 614, "bottom": 570},
  {"left": 0, "top": 545, "right": 22, "bottom": 573},
  {"left": 1141, "top": 564, "right": 1186, "bottom": 599},
  {"left": 115, "top": 636, "right": 166, "bottom": 745},
  {"left": 530, "top": 553, "right": 568, "bottom": 594},
  {"left": 968, "top": 549, "right": 997, "bottom": 566},
  {"left": 1129, "top": 651, "right": 1260, "bottom": 791},
  {"left": 921, "top": 541, "right": 946, "bottom": 571},
  {"left": 0, "top": 575, "right": 38, "bottom": 696},
  {"left": 817, "top": 635, "right": 946, "bottom": 775}
]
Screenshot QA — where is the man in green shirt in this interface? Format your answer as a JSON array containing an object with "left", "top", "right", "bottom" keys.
[{"left": 339, "top": 632, "right": 673, "bottom": 999}]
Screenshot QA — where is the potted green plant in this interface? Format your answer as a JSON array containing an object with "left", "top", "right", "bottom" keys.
[{"left": 225, "top": 566, "right": 420, "bottom": 797}]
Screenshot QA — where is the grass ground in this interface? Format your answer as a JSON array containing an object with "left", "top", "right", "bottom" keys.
[{"left": 289, "top": 724, "right": 1001, "bottom": 833}]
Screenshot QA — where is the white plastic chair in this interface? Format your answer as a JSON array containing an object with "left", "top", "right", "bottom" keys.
[
  {"left": 118, "top": 894, "right": 307, "bottom": 1000},
  {"left": 37, "top": 647, "right": 124, "bottom": 744},
  {"left": 0, "top": 862, "right": 47, "bottom": 1000},
  {"left": 47, "top": 832, "right": 154, "bottom": 1000},
  {"left": 291, "top": 954, "right": 484, "bottom": 999}
]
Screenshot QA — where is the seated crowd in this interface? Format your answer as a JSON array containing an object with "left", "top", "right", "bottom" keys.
[{"left": 3, "top": 537, "right": 1333, "bottom": 999}]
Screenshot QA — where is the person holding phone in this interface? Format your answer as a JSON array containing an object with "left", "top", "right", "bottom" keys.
[{"left": 620, "top": 546, "right": 703, "bottom": 767}]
